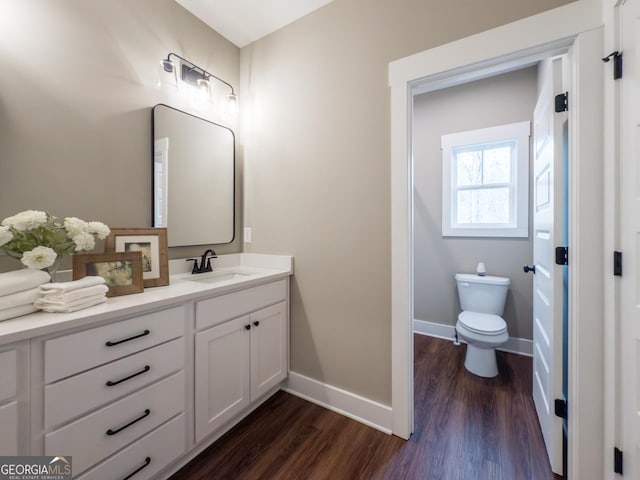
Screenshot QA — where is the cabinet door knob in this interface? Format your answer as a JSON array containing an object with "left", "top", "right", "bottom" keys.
[
  {"left": 253, "top": 321, "right": 260, "bottom": 327},
  {"left": 245, "top": 324, "right": 251, "bottom": 330}
]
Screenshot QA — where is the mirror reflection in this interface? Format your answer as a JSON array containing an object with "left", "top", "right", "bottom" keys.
[{"left": 152, "top": 104, "right": 235, "bottom": 247}]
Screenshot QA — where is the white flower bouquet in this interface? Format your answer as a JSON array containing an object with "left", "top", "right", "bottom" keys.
[{"left": 0, "top": 210, "right": 110, "bottom": 270}]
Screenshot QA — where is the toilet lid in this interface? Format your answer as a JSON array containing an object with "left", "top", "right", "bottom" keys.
[{"left": 458, "top": 311, "right": 507, "bottom": 335}]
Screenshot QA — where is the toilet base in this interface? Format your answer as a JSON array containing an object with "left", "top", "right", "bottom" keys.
[{"left": 464, "top": 343, "right": 498, "bottom": 378}]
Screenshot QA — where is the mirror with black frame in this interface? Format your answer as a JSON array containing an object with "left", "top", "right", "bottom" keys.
[{"left": 152, "top": 104, "right": 235, "bottom": 247}]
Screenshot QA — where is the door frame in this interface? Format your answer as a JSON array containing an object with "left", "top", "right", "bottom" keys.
[{"left": 389, "top": 2, "right": 604, "bottom": 477}]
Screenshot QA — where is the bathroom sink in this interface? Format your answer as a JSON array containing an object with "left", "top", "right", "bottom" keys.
[{"left": 182, "top": 270, "right": 256, "bottom": 284}]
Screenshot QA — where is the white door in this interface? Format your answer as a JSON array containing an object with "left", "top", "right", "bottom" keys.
[
  {"left": 531, "top": 56, "right": 565, "bottom": 475},
  {"left": 620, "top": 0, "right": 640, "bottom": 476},
  {"left": 194, "top": 315, "right": 251, "bottom": 443}
]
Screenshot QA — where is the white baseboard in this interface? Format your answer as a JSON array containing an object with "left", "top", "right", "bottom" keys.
[
  {"left": 413, "top": 318, "right": 456, "bottom": 340},
  {"left": 500, "top": 336, "right": 533, "bottom": 357},
  {"left": 283, "top": 372, "right": 393, "bottom": 434},
  {"left": 413, "top": 318, "right": 533, "bottom": 357},
  {"left": 284, "top": 324, "right": 531, "bottom": 437}
]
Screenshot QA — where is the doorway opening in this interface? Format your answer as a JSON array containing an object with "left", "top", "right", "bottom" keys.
[{"left": 411, "top": 55, "right": 567, "bottom": 476}]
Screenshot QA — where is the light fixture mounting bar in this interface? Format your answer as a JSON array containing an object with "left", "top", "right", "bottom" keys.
[
  {"left": 165, "top": 52, "right": 235, "bottom": 94},
  {"left": 181, "top": 64, "right": 208, "bottom": 86}
]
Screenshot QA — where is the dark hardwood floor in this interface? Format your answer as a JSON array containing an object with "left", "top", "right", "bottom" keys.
[{"left": 170, "top": 335, "right": 559, "bottom": 479}]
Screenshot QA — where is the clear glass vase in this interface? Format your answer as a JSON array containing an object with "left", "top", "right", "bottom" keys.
[
  {"left": 44, "top": 255, "right": 63, "bottom": 282},
  {"left": 5, "top": 250, "right": 62, "bottom": 282}
]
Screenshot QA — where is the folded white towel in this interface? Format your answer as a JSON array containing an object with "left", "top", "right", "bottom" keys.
[
  {"left": 40, "top": 284, "right": 109, "bottom": 304},
  {"left": 0, "top": 269, "right": 50, "bottom": 297},
  {"left": 0, "top": 303, "right": 38, "bottom": 321},
  {"left": 35, "top": 291, "right": 108, "bottom": 309},
  {"left": 0, "top": 287, "right": 41, "bottom": 310},
  {"left": 40, "top": 276, "right": 105, "bottom": 294},
  {"left": 35, "top": 295, "right": 106, "bottom": 313}
]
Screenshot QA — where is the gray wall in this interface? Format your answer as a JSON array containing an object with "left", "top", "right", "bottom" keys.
[
  {"left": 0, "top": 0, "right": 573, "bottom": 406},
  {"left": 0, "top": 0, "right": 242, "bottom": 273},
  {"left": 241, "top": 0, "right": 571, "bottom": 405},
  {"left": 413, "top": 67, "right": 538, "bottom": 340}
]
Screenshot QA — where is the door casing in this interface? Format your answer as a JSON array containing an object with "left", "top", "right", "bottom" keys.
[{"left": 389, "top": 2, "right": 604, "bottom": 477}]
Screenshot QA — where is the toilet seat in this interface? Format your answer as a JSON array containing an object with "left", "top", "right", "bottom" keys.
[{"left": 458, "top": 311, "right": 507, "bottom": 335}]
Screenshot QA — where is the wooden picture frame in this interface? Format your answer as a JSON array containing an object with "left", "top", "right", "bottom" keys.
[
  {"left": 73, "top": 252, "right": 144, "bottom": 297},
  {"left": 105, "top": 228, "right": 169, "bottom": 287}
]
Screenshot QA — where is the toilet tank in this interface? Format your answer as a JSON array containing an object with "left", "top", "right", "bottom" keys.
[{"left": 455, "top": 273, "right": 510, "bottom": 315}]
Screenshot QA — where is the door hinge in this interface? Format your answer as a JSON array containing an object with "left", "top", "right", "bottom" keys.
[
  {"left": 554, "top": 398, "right": 567, "bottom": 419},
  {"left": 602, "top": 51, "right": 623, "bottom": 80},
  {"left": 614, "top": 251, "right": 622, "bottom": 277},
  {"left": 555, "top": 246, "right": 568, "bottom": 266},
  {"left": 614, "top": 447, "right": 623, "bottom": 475},
  {"left": 554, "top": 92, "right": 569, "bottom": 113}
]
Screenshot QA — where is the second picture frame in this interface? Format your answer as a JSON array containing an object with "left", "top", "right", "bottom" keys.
[{"left": 105, "top": 227, "right": 169, "bottom": 287}]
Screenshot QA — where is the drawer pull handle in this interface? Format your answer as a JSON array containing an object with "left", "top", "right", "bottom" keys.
[
  {"left": 106, "top": 365, "right": 151, "bottom": 387},
  {"left": 245, "top": 324, "right": 251, "bottom": 330},
  {"left": 106, "top": 409, "right": 151, "bottom": 436},
  {"left": 122, "top": 457, "right": 151, "bottom": 480},
  {"left": 105, "top": 330, "right": 150, "bottom": 347},
  {"left": 253, "top": 321, "right": 260, "bottom": 327}
]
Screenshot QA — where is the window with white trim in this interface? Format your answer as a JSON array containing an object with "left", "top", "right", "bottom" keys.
[{"left": 441, "top": 121, "right": 530, "bottom": 237}]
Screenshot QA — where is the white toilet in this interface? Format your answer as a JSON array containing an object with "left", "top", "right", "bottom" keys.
[{"left": 455, "top": 273, "right": 510, "bottom": 378}]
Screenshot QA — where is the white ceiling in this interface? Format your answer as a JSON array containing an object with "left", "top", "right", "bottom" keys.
[{"left": 175, "top": 0, "right": 336, "bottom": 48}]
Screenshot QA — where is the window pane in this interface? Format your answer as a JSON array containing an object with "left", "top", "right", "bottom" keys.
[
  {"left": 457, "top": 187, "right": 510, "bottom": 224},
  {"left": 457, "top": 189, "right": 473, "bottom": 224},
  {"left": 455, "top": 150, "right": 481, "bottom": 186},
  {"left": 483, "top": 144, "right": 512, "bottom": 184},
  {"left": 477, "top": 187, "right": 510, "bottom": 223}
]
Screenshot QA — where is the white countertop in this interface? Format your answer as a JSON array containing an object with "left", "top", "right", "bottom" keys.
[{"left": 0, "top": 253, "right": 293, "bottom": 345}]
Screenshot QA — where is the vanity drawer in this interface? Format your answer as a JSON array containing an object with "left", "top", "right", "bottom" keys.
[
  {"left": 45, "top": 338, "right": 185, "bottom": 429},
  {"left": 44, "top": 306, "right": 185, "bottom": 383},
  {"left": 196, "top": 279, "right": 287, "bottom": 330},
  {"left": 45, "top": 371, "right": 185, "bottom": 476},
  {"left": 77, "top": 413, "right": 186, "bottom": 480},
  {"left": 0, "top": 349, "right": 17, "bottom": 402},
  {"left": 0, "top": 402, "right": 18, "bottom": 456}
]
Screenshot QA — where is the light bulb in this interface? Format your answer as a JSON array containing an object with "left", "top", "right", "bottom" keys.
[
  {"left": 157, "top": 58, "right": 178, "bottom": 90},
  {"left": 226, "top": 93, "right": 238, "bottom": 119},
  {"left": 195, "top": 78, "right": 212, "bottom": 105}
]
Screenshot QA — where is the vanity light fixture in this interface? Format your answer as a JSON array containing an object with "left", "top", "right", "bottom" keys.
[{"left": 158, "top": 52, "right": 238, "bottom": 117}]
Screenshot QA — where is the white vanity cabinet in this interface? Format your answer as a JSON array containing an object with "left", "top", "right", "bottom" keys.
[
  {"left": 0, "top": 253, "right": 293, "bottom": 480},
  {"left": 41, "top": 306, "right": 188, "bottom": 478},
  {"left": 0, "top": 342, "right": 28, "bottom": 456},
  {"left": 194, "top": 280, "right": 288, "bottom": 443}
]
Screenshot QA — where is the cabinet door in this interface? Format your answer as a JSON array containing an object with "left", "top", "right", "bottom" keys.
[
  {"left": 194, "top": 315, "right": 251, "bottom": 443},
  {"left": 0, "top": 349, "right": 18, "bottom": 456},
  {"left": 0, "top": 402, "right": 18, "bottom": 455},
  {"left": 0, "top": 344, "right": 27, "bottom": 456},
  {"left": 250, "top": 301, "right": 288, "bottom": 401}
]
